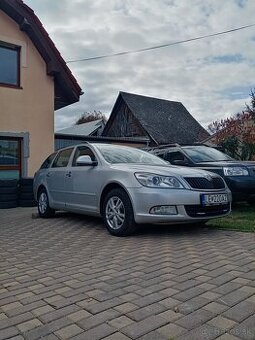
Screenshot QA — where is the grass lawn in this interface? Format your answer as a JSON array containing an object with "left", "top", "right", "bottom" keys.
[{"left": 207, "top": 203, "right": 255, "bottom": 232}]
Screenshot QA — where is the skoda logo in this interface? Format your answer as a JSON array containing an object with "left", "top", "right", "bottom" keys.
[{"left": 206, "top": 175, "right": 212, "bottom": 181}]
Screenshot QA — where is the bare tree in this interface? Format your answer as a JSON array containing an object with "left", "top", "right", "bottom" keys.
[{"left": 75, "top": 111, "right": 107, "bottom": 125}]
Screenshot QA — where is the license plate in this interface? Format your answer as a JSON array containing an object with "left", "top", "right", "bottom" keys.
[{"left": 201, "top": 193, "right": 228, "bottom": 206}]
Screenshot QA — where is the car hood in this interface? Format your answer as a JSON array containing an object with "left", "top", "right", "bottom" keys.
[
  {"left": 109, "top": 163, "right": 217, "bottom": 177},
  {"left": 196, "top": 161, "right": 255, "bottom": 168}
]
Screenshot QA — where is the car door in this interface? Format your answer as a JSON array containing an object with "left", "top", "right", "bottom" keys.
[
  {"left": 65, "top": 146, "right": 100, "bottom": 213},
  {"left": 46, "top": 147, "right": 74, "bottom": 209}
]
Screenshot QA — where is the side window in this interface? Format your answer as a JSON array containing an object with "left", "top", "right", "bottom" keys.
[
  {"left": 72, "top": 146, "right": 97, "bottom": 166},
  {"left": 40, "top": 153, "right": 57, "bottom": 169},
  {"left": 52, "top": 148, "right": 73, "bottom": 168},
  {"left": 164, "top": 151, "right": 187, "bottom": 163}
]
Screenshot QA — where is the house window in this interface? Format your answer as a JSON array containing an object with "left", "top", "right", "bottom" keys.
[
  {"left": 0, "top": 138, "right": 21, "bottom": 179},
  {"left": 0, "top": 43, "right": 20, "bottom": 87}
]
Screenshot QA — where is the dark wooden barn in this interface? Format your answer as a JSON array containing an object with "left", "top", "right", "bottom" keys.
[{"left": 102, "top": 92, "right": 209, "bottom": 146}]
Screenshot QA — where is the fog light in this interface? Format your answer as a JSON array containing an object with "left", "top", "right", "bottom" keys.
[{"left": 150, "top": 205, "right": 177, "bottom": 215}]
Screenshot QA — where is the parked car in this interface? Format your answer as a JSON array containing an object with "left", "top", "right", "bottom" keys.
[
  {"left": 149, "top": 144, "right": 255, "bottom": 203},
  {"left": 34, "top": 143, "right": 231, "bottom": 236}
]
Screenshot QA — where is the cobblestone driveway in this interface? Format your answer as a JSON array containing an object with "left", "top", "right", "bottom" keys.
[{"left": 0, "top": 208, "right": 255, "bottom": 340}]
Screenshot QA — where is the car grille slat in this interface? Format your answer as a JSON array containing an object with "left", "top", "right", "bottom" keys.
[
  {"left": 185, "top": 204, "right": 230, "bottom": 217},
  {"left": 184, "top": 177, "right": 225, "bottom": 189}
]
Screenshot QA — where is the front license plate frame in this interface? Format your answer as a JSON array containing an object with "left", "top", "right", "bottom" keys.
[{"left": 201, "top": 193, "right": 228, "bottom": 206}]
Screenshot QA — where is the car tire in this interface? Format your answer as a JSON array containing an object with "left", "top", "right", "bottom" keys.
[
  {"left": 0, "top": 186, "right": 18, "bottom": 194},
  {"left": 0, "top": 201, "right": 18, "bottom": 209},
  {"left": 19, "top": 192, "right": 34, "bottom": 201},
  {"left": 19, "top": 178, "right": 34, "bottom": 187},
  {"left": 19, "top": 199, "right": 36, "bottom": 207},
  {"left": 0, "top": 194, "right": 18, "bottom": 202},
  {"left": 103, "top": 188, "right": 137, "bottom": 236},
  {"left": 37, "top": 188, "right": 55, "bottom": 218},
  {"left": 0, "top": 179, "right": 18, "bottom": 188}
]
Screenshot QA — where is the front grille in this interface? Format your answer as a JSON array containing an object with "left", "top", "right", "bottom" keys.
[
  {"left": 185, "top": 203, "right": 230, "bottom": 217},
  {"left": 184, "top": 177, "right": 225, "bottom": 189}
]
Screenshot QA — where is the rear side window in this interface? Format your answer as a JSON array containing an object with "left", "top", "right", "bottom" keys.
[
  {"left": 40, "top": 153, "right": 56, "bottom": 169},
  {"left": 52, "top": 148, "right": 73, "bottom": 168}
]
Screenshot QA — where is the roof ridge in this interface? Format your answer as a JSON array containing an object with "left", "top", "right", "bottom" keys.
[{"left": 120, "top": 91, "right": 182, "bottom": 105}]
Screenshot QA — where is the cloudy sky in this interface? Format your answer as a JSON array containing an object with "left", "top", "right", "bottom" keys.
[{"left": 25, "top": 0, "right": 255, "bottom": 131}]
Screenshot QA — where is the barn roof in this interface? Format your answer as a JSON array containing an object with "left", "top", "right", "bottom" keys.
[{"left": 103, "top": 92, "right": 209, "bottom": 144}]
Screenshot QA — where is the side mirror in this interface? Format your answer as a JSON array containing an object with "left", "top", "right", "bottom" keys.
[
  {"left": 172, "top": 159, "right": 189, "bottom": 166},
  {"left": 76, "top": 155, "right": 98, "bottom": 166}
]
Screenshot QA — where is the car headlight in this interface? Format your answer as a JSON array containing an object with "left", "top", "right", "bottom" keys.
[
  {"left": 135, "top": 173, "right": 184, "bottom": 188},
  {"left": 223, "top": 167, "right": 249, "bottom": 176}
]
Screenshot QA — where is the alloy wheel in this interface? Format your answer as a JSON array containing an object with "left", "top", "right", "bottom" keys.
[{"left": 106, "top": 196, "right": 125, "bottom": 230}]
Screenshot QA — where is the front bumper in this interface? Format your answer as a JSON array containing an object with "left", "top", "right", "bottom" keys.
[
  {"left": 128, "top": 187, "right": 231, "bottom": 224},
  {"left": 224, "top": 176, "right": 255, "bottom": 201}
]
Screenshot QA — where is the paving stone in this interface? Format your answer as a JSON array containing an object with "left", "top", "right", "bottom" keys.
[
  {"left": 103, "top": 332, "right": 131, "bottom": 340},
  {"left": 157, "top": 323, "right": 186, "bottom": 338},
  {"left": 215, "top": 334, "right": 240, "bottom": 340},
  {"left": 175, "top": 309, "right": 215, "bottom": 329},
  {"left": 67, "top": 309, "right": 91, "bottom": 322},
  {"left": 127, "top": 303, "right": 166, "bottom": 321},
  {"left": 71, "top": 323, "right": 116, "bottom": 340},
  {"left": 208, "top": 316, "right": 236, "bottom": 331},
  {"left": 203, "top": 302, "right": 229, "bottom": 314},
  {"left": 132, "top": 293, "right": 166, "bottom": 307},
  {"left": 24, "top": 316, "right": 73, "bottom": 340},
  {"left": 108, "top": 316, "right": 134, "bottom": 329},
  {"left": 217, "top": 289, "right": 254, "bottom": 307},
  {"left": 137, "top": 331, "right": 169, "bottom": 340},
  {"left": 77, "top": 309, "right": 120, "bottom": 331},
  {"left": 158, "top": 297, "right": 180, "bottom": 308},
  {"left": 1, "top": 302, "right": 23, "bottom": 312},
  {"left": 199, "top": 292, "right": 220, "bottom": 301},
  {"left": 177, "top": 296, "right": 211, "bottom": 314},
  {"left": 177, "top": 323, "right": 222, "bottom": 340},
  {"left": 246, "top": 295, "right": 255, "bottom": 304},
  {"left": 114, "top": 302, "right": 138, "bottom": 314},
  {"left": 17, "top": 318, "right": 42, "bottom": 332},
  {"left": 82, "top": 297, "right": 123, "bottom": 314},
  {"left": 157, "top": 309, "right": 183, "bottom": 322},
  {"left": 230, "top": 314, "right": 255, "bottom": 340},
  {"left": 54, "top": 324, "right": 83, "bottom": 339},
  {"left": 6, "top": 301, "right": 46, "bottom": 318},
  {"left": 32, "top": 305, "right": 55, "bottom": 317},
  {"left": 0, "top": 312, "right": 33, "bottom": 330},
  {"left": 0, "top": 327, "right": 19, "bottom": 340},
  {"left": 39, "top": 304, "right": 80, "bottom": 323},
  {"left": 121, "top": 315, "right": 168, "bottom": 339},
  {"left": 172, "top": 286, "right": 205, "bottom": 302},
  {"left": 213, "top": 282, "right": 242, "bottom": 295},
  {"left": 223, "top": 300, "right": 255, "bottom": 322}
]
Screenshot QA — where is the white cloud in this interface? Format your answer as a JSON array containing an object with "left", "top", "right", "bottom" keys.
[{"left": 25, "top": 0, "right": 255, "bottom": 130}]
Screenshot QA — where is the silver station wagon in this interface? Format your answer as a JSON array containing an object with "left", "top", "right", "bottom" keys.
[{"left": 34, "top": 143, "right": 231, "bottom": 236}]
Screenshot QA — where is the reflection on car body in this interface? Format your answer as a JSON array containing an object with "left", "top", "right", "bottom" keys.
[{"left": 34, "top": 143, "right": 231, "bottom": 236}]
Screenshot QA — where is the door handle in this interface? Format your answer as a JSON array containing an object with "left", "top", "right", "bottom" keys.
[{"left": 66, "top": 171, "right": 72, "bottom": 178}]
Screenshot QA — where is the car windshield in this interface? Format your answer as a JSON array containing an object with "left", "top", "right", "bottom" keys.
[
  {"left": 94, "top": 144, "right": 168, "bottom": 165},
  {"left": 183, "top": 146, "right": 233, "bottom": 162}
]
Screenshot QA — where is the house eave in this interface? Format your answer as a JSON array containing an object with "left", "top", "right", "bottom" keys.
[{"left": 0, "top": 0, "right": 82, "bottom": 110}]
